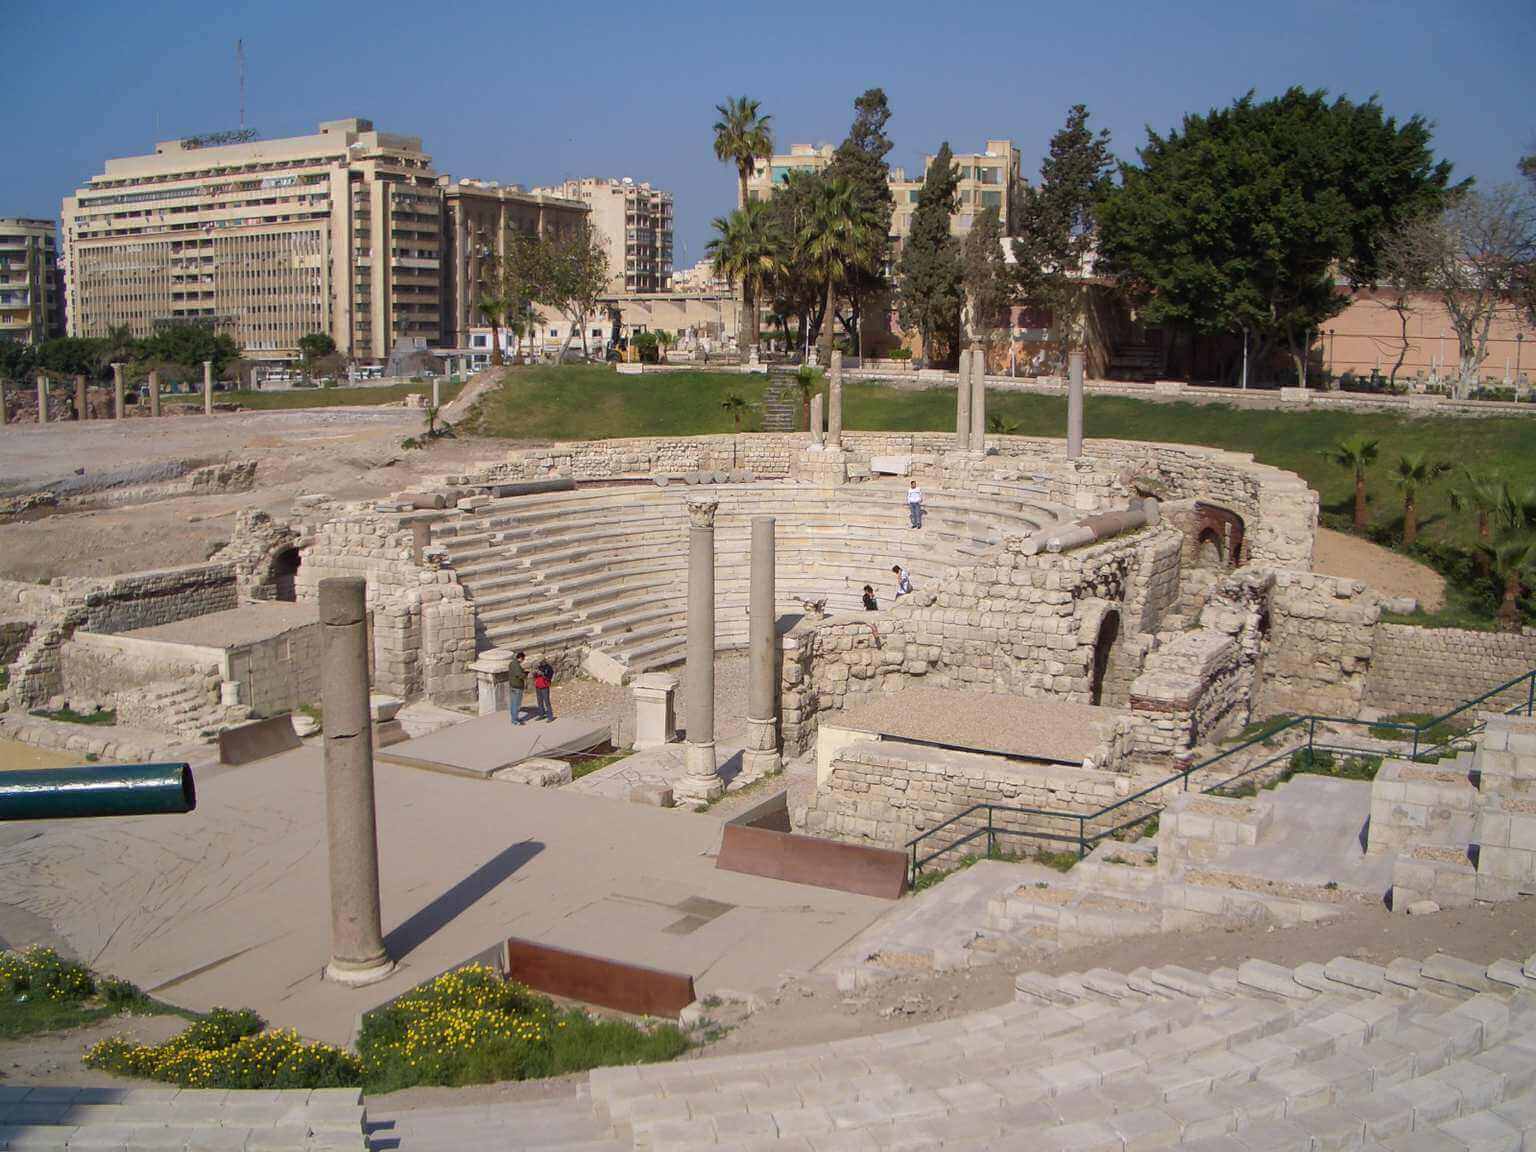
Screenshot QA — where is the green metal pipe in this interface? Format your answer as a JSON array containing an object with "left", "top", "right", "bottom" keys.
[{"left": 0, "top": 764, "right": 195, "bottom": 821}]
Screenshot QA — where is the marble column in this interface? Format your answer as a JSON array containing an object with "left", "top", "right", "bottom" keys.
[
  {"left": 809, "top": 392, "right": 824, "bottom": 448},
  {"left": 147, "top": 370, "right": 160, "bottom": 418},
  {"left": 35, "top": 373, "right": 47, "bottom": 424},
  {"left": 203, "top": 361, "right": 214, "bottom": 416},
  {"left": 1068, "top": 350, "right": 1085, "bottom": 460},
  {"left": 743, "top": 517, "right": 781, "bottom": 775},
  {"left": 676, "top": 498, "right": 723, "bottom": 804},
  {"left": 318, "top": 577, "right": 394, "bottom": 987},
  {"left": 75, "top": 375, "right": 88, "bottom": 421},
  {"left": 0, "top": 378, "right": 8, "bottom": 425},
  {"left": 955, "top": 352, "right": 971, "bottom": 450},
  {"left": 827, "top": 351, "right": 844, "bottom": 446},
  {"left": 111, "top": 364, "right": 125, "bottom": 420},
  {"left": 969, "top": 348, "right": 987, "bottom": 449},
  {"left": 431, "top": 376, "right": 442, "bottom": 409}
]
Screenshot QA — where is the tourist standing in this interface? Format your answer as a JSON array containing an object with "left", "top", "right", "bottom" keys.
[
  {"left": 907, "top": 481, "right": 924, "bottom": 528},
  {"left": 534, "top": 658, "right": 555, "bottom": 722},
  {"left": 508, "top": 651, "right": 528, "bottom": 726},
  {"left": 892, "top": 565, "right": 912, "bottom": 599},
  {"left": 862, "top": 584, "right": 879, "bottom": 611}
]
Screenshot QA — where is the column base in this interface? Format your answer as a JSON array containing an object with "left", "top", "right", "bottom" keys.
[
  {"left": 324, "top": 954, "right": 395, "bottom": 988},
  {"left": 742, "top": 716, "right": 781, "bottom": 778},
  {"left": 676, "top": 741, "right": 724, "bottom": 806},
  {"left": 741, "top": 748, "right": 782, "bottom": 776}
]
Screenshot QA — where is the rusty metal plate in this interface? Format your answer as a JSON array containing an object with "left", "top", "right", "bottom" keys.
[
  {"left": 502, "top": 937, "right": 695, "bottom": 1016},
  {"left": 715, "top": 824, "right": 907, "bottom": 899},
  {"left": 217, "top": 716, "right": 301, "bottom": 766}
]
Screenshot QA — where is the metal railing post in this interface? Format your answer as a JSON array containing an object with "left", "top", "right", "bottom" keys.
[
  {"left": 986, "top": 807, "right": 996, "bottom": 859},
  {"left": 1411, "top": 724, "right": 1420, "bottom": 762},
  {"left": 1527, "top": 672, "right": 1533, "bottom": 718},
  {"left": 1078, "top": 814, "right": 1087, "bottom": 858}
]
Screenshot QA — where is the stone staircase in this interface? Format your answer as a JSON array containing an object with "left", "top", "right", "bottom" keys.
[
  {"left": 114, "top": 675, "right": 252, "bottom": 740},
  {"left": 0, "top": 1084, "right": 366, "bottom": 1150},
  {"left": 356, "top": 951, "right": 1536, "bottom": 1150},
  {"left": 432, "top": 481, "right": 1072, "bottom": 680},
  {"left": 1369, "top": 712, "right": 1536, "bottom": 911},
  {"left": 758, "top": 384, "right": 798, "bottom": 433}
]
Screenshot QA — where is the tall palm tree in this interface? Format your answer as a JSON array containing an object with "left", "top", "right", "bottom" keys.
[
  {"left": 476, "top": 289, "right": 510, "bottom": 367},
  {"left": 801, "top": 176, "right": 875, "bottom": 363},
  {"left": 707, "top": 202, "right": 782, "bottom": 351},
  {"left": 1448, "top": 469, "right": 1507, "bottom": 547},
  {"left": 656, "top": 330, "right": 674, "bottom": 364},
  {"left": 712, "top": 97, "right": 773, "bottom": 210},
  {"left": 1479, "top": 535, "right": 1536, "bottom": 631},
  {"left": 1323, "top": 436, "right": 1380, "bottom": 531},
  {"left": 720, "top": 391, "right": 749, "bottom": 431},
  {"left": 1392, "top": 452, "right": 1453, "bottom": 545}
]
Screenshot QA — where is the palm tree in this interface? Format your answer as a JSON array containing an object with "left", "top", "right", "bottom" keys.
[
  {"left": 1392, "top": 452, "right": 1452, "bottom": 545},
  {"left": 1480, "top": 535, "right": 1536, "bottom": 630},
  {"left": 720, "top": 391, "right": 749, "bottom": 431},
  {"left": 707, "top": 202, "right": 782, "bottom": 352},
  {"left": 713, "top": 97, "right": 773, "bottom": 211},
  {"left": 1323, "top": 436, "right": 1380, "bottom": 531},
  {"left": 793, "top": 366, "right": 820, "bottom": 431},
  {"left": 476, "top": 289, "right": 510, "bottom": 367},
  {"left": 801, "top": 176, "right": 875, "bottom": 363},
  {"left": 1448, "top": 469, "right": 1507, "bottom": 547},
  {"left": 987, "top": 413, "right": 1020, "bottom": 435},
  {"left": 656, "top": 330, "right": 674, "bottom": 364}
]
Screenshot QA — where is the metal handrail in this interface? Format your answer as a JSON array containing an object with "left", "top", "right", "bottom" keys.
[{"left": 903, "top": 667, "right": 1536, "bottom": 885}]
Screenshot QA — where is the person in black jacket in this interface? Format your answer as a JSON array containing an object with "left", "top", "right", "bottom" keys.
[{"left": 862, "top": 585, "right": 879, "bottom": 611}]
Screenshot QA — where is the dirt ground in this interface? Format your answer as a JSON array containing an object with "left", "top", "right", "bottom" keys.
[
  {"left": 1312, "top": 526, "right": 1446, "bottom": 610},
  {"left": 0, "top": 409, "right": 524, "bottom": 582}
]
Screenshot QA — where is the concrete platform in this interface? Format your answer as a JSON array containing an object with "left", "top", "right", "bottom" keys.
[
  {"left": 118, "top": 602, "right": 314, "bottom": 646},
  {"left": 0, "top": 747, "right": 888, "bottom": 1044},
  {"left": 832, "top": 686, "right": 1126, "bottom": 765},
  {"left": 378, "top": 711, "right": 610, "bottom": 778}
]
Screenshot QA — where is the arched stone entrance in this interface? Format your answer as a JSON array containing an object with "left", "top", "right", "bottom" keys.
[
  {"left": 271, "top": 547, "right": 301, "bottom": 602},
  {"left": 1089, "top": 608, "right": 1122, "bottom": 707},
  {"left": 1192, "top": 503, "right": 1246, "bottom": 568}
]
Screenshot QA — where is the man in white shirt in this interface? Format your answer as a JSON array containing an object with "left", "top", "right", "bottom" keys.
[
  {"left": 907, "top": 480, "right": 923, "bottom": 528},
  {"left": 892, "top": 565, "right": 913, "bottom": 598}
]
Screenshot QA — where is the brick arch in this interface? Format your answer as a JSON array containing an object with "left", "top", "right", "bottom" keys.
[{"left": 1193, "top": 502, "right": 1246, "bottom": 568}]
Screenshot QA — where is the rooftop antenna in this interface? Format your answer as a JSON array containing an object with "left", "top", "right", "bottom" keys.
[{"left": 237, "top": 39, "right": 246, "bottom": 130}]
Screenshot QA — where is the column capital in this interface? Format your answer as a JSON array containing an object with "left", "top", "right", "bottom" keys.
[{"left": 687, "top": 497, "right": 719, "bottom": 529}]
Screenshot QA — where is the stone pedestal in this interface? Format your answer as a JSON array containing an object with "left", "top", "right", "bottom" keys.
[
  {"left": 827, "top": 351, "right": 844, "bottom": 446},
  {"left": 469, "top": 648, "right": 515, "bottom": 716},
  {"left": 632, "top": 672, "right": 679, "bottom": 749},
  {"left": 1068, "top": 350, "right": 1085, "bottom": 459},
  {"left": 431, "top": 377, "right": 442, "bottom": 409},
  {"left": 318, "top": 577, "right": 394, "bottom": 987},
  {"left": 203, "top": 361, "right": 214, "bottom": 416},
  {"left": 809, "top": 393, "right": 824, "bottom": 447},
  {"left": 955, "top": 353, "right": 971, "bottom": 450},
  {"left": 75, "top": 375, "right": 88, "bottom": 421},
  {"left": 743, "top": 517, "right": 781, "bottom": 775},
  {"left": 148, "top": 370, "right": 160, "bottom": 418},
  {"left": 111, "top": 363, "right": 125, "bottom": 420},
  {"left": 36, "top": 373, "right": 47, "bottom": 424},
  {"left": 969, "top": 350, "right": 986, "bottom": 449},
  {"left": 676, "top": 498, "right": 723, "bottom": 804}
]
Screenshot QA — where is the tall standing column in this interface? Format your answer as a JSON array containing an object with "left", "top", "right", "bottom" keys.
[
  {"left": 955, "top": 352, "right": 971, "bottom": 450},
  {"left": 36, "top": 373, "right": 48, "bottom": 425},
  {"left": 827, "top": 351, "right": 844, "bottom": 447},
  {"left": 809, "top": 392, "right": 824, "bottom": 448},
  {"left": 148, "top": 370, "right": 160, "bottom": 418},
  {"left": 676, "top": 498, "right": 723, "bottom": 805},
  {"left": 431, "top": 376, "right": 442, "bottom": 410},
  {"left": 111, "top": 364, "right": 125, "bottom": 420},
  {"left": 1067, "top": 350, "right": 1085, "bottom": 460},
  {"left": 202, "top": 361, "right": 214, "bottom": 416},
  {"left": 75, "top": 375, "right": 88, "bottom": 421},
  {"left": 969, "top": 349, "right": 987, "bottom": 449},
  {"left": 318, "top": 577, "right": 394, "bottom": 987},
  {"left": 743, "top": 517, "right": 780, "bottom": 776},
  {"left": 0, "top": 378, "right": 9, "bottom": 426}
]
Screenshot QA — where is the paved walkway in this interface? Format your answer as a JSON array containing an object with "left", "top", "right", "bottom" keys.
[
  {"left": 379, "top": 710, "right": 610, "bottom": 777},
  {"left": 0, "top": 747, "right": 887, "bottom": 1044}
]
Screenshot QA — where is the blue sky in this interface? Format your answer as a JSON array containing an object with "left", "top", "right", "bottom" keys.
[{"left": 6, "top": 0, "right": 1533, "bottom": 263}]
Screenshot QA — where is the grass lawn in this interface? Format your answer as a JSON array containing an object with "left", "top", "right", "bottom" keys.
[
  {"left": 161, "top": 381, "right": 463, "bottom": 411},
  {"left": 0, "top": 947, "right": 183, "bottom": 1041},
  {"left": 468, "top": 365, "right": 1536, "bottom": 551}
]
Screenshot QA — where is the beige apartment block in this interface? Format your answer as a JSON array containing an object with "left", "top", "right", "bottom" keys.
[
  {"left": 61, "top": 118, "right": 442, "bottom": 362},
  {"left": 0, "top": 218, "right": 63, "bottom": 345},
  {"left": 440, "top": 179, "right": 587, "bottom": 349},
  {"left": 530, "top": 178, "right": 673, "bottom": 294},
  {"left": 749, "top": 139, "right": 1020, "bottom": 241}
]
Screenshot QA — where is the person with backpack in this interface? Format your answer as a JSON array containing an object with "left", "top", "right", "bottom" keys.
[
  {"left": 862, "top": 584, "right": 879, "bottom": 611},
  {"left": 508, "top": 651, "right": 528, "bottom": 726},
  {"left": 534, "top": 658, "right": 555, "bottom": 722}
]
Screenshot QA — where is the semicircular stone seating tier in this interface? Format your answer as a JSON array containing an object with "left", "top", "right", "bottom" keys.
[{"left": 432, "top": 480, "right": 1075, "bottom": 675}]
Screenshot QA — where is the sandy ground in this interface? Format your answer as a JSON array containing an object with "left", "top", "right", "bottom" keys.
[
  {"left": 0, "top": 741, "right": 78, "bottom": 771},
  {"left": 1312, "top": 526, "right": 1446, "bottom": 610}
]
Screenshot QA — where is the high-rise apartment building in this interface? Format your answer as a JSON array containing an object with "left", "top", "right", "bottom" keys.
[
  {"left": 61, "top": 118, "right": 442, "bottom": 361},
  {"left": 439, "top": 179, "right": 587, "bottom": 348},
  {"left": 530, "top": 178, "right": 673, "bottom": 294},
  {"left": 746, "top": 139, "right": 1021, "bottom": 241},
  {"left": 0, "top": 219, "right": 63, "bottom": 345}
]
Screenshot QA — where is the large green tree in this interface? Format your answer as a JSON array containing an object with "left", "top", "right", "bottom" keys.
[
  {"left": 713, "top": 97, "right": 773, "bottom": 210},
  {"left": 897, "top": 143, "right": 964, "bottom": 367},
  {"left": 707, "top": 200, "right": 782, "bottom": 350},
  {"left": 1098, "top": 88, "right": 1454, "bottom": 386},
  {"left": 963, "top": 205, "right": 1010, "bottom": 345},
  {"left": 803, "top": 176, "right": 878, "bottom": 362},
  {"left": 824, "top": 88, "right": 895, "bottom": 352},
  {"left": 1009, "top": 105, "right": 1114, "bottom": 362}
]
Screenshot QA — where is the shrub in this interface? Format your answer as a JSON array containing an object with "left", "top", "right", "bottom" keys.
[
  {"left": 85, "top": 1008, "right": 361, "bottom": 1089},
  {"left": 0, "top": 947, "right": 95, "bottom": 1003}
]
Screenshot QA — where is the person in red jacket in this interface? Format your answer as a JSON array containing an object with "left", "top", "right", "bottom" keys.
[{"left": 533, "top": 658, "right": 555, "bottom": 722}]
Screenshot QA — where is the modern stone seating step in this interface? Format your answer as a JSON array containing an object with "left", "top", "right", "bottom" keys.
[
  {"left": 607, "top": 633, "right": 688, "bottom": 669},
  {"left": 476, "top": 599, "right": 569, "bottom": 630},
  {"left": 588, "top": 604, "right": 687, "bottom": 637},
  {"left": 482, "top": 622, "right": 597, "bottom": 655},
  {"left": 577, "top": 588, "right": 686, "bottom": 623},
  {"left": 579, "top": 953, "right": 1535, "bottom": 1152},
  {"left": 366, "top": 1094, "right": 622, "bottom": 1152}
]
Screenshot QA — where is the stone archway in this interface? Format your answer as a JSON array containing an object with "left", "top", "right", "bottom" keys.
[
  {"left": 1197, "top": 528, "right": 1224, "bottom": 568},
  {"left": 1089, "top": 608, "right": 1122, "bottom": 707},
  {"left": 271, "top": 547, "right": 301, "bottom": 602},
  {"left": 1193, "top": 502, "right": 1246, "bottom": 568}
]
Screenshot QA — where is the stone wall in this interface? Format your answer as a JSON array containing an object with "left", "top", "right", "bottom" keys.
[
  {"left": 1258, "top": 573, "right": 1380, "bottom": 718},
  {"left": 214, "top": 510, "right": 300, "bottom": 601},
  {"left": 230, "top": 624, "right": 322, "bottom": 717},
  {"left": 1363, "top": 624, "right": 1536, "bottom": 716}
]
